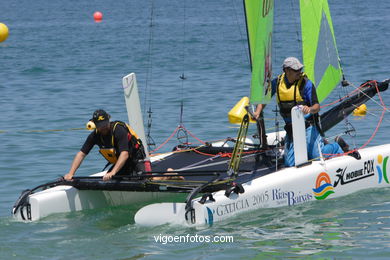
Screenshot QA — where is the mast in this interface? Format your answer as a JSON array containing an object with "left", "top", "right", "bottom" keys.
[{"left": 243, "top": 0, "right": 253, "bottom": 71}]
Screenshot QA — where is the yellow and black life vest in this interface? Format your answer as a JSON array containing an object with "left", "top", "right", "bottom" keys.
[
  {"left": 276, "top": 73, "right": 308, "bottom": 118},
  {"left": 98, "top": 121, "right": 144, "bottom": 164}
]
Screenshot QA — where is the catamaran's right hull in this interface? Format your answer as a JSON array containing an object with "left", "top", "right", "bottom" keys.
[{"left": 135, "top": 144, "right": 390, "bottom": 226}]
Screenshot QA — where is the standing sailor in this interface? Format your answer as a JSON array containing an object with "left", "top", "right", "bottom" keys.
[
  {"left": 64, "top": 109, "right": 147, "bottom": 181},
  {"left": 253, "top": 57, "right": 343, "bottom": 166}
]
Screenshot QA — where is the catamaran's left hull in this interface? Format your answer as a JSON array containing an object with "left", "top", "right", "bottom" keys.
[
  {"left": 135, "top": 144, "right": 390, "bottom": 226},
  {"left": 12, "top": 168, "right": 186, "bottom": 221},
  {"left": 13, "top": 185, "right": 185, "bottom": 221}
]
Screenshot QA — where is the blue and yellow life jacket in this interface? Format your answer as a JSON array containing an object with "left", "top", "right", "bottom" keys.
[{"left": 276, "top": 73, "right": 308, "bottom": 119}]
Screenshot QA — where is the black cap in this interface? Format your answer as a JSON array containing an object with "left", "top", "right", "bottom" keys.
[{"left": 91, "top": 109, "right": 110, "bottom": 128}]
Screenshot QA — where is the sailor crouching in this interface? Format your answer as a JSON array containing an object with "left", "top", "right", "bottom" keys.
[{"left": 64, "top": 109, "right": 148, "bottom": 181}]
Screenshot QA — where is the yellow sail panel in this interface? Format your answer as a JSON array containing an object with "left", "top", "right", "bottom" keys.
[
  {"left": 245, "top": 0, "right": 274, "bottom": 104},
  {"left": 300, "top": 0, "right": 342, "bottom": 102}
]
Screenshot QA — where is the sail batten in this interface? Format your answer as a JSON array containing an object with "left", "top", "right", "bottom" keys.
[
  {"left": 300, "top": 0, "right": 342, "bottom": 102},
  {"left": 245, "top": 0, "right": 274, "bottom": 104}
]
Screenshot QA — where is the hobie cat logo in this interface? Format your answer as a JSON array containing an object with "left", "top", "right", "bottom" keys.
[
  {"left": 313, "top": 172, "right": 335, "bottom": 200},
  {"left": 376, "top": 155, "right": 389, "bottom": 184}
]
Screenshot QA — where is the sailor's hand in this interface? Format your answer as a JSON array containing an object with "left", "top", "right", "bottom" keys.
[
  {"left": 64, "top": 173, "right": 74, "bottom": 181},
  {"left": 301, "top": 105, "right": 311, "bottom": 114},
  {"left": 103, "top": 172, "right": 115, "bottom": 181}
]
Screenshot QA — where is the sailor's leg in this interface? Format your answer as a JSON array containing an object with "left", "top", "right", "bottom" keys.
[
  {"left": 306, "top": 125, "right": 343, "bottom": 159},
  {"left": 335, "top": 136, "right": 349, "bottom": 152},
  {"left": 284, "top": 136, "right": 295, "bottom": 166},
  {"left": 306, "top": 126, "right": 323, "bottom": 160},
  {"left": 307, "top": 126, "right": 344, "bottom": 159},
  {"left": 256, "top": 112, "right": 268, "bottom": 148},
  {"left": 322, "top": 143, "right": 343, "bottom": 157}
]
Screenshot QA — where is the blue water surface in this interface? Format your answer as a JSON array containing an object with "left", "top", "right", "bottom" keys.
[{"left": 1, "top": 0, "right": 390, "bottom": 259}]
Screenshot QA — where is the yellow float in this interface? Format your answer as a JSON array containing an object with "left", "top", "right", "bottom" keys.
[
  {"left": 353, "top": 104, "right": 367, "bottom": 116},
  {"left": 228, "top": 97, "right": 256, "bottom": 124},
  {"left": 0, "top": 23, "right": 9, "bottom": 42}
]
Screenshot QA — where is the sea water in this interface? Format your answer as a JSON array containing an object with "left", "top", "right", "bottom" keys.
[{"left": 1, "top": 0, "right": 390, "bottom": 259}]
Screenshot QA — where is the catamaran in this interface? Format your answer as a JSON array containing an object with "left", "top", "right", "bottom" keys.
[{"left": 13, "top": 0, "right": 389, "bottom": 225}]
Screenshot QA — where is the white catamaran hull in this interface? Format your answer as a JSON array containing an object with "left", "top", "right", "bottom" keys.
[
  {"left": 15, "top": 187, "right": 181, "bottom": 222},
  {"left": 14, "top": 144, "right": 390, "bottom": 222},
  {"left": 12, "top": 157, "right": 184, "bottom": 222},
  {"left": 135, "top": 144, "right": 390, "bottom": 226}
]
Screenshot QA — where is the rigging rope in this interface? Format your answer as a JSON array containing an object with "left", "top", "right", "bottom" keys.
[
  {"left": 172, "top": 0, "right": 190, "bottom": 146},
  {"left": 320, "top": 80, "right": 375, "bottom": 108},
  {"left": 323, "top": 81, "right": 387, "bottom": 158},
  {"left": 320, "top": 80, "right": 390, "bottom": 151},
  {"left": 149, "top": 125, "right": 180, "bottom": 154},
  {"left": 347, "top": 81, "right": 390, "bottom": 113},
  {"left": 148, "top": 122, "right": 268, "bottom": 159},
  {"left": 149, "top": 124, "right": 206, "bottom": 155},
  {"left": 0, "top": 128, "right": 86, "bottom": 134},
  {"left": 232, "top": 0, "right": 250, "bottom": 68},
  {"left": 289, "top": 0, "right": 302, "bottom": 48},
  {"left": 144, "top": 0, "right": 156, "bottom": 150},
  {"left": 179, "top": 0, "right": 187, "bottom": 127}
]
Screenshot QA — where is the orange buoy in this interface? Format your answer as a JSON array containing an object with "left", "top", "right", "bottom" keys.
[{"left": 93, "top": 11, "right": 103, "bottom": 22}]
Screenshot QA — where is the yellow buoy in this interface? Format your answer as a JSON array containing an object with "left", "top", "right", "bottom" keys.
[
  {"left": 86, "top": 121, "right": 96, "bottom": 130},
  {"left": 0, "top": 23, "right": 9, "bottom": 42},
  {"left": 353, "top": 104, "right": 367, "bottom": 116},
  {"left": 228, "top": 97, "right": 256, "bottom": 124}
]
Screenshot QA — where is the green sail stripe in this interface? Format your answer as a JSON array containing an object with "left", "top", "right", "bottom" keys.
[
  {"left": 300, "top": 0, "right": 342, "bottom": 102},
  {"left": 245, "top": 0, "right": 274, "bottom": 104},
  {"left": 244, "top": 0, "right": 261, "bottom": 66},
  {"left": 316, "top": 65, "right": 342, "bottom": 102}
]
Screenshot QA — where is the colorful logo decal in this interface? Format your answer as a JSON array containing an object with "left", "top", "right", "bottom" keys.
[
  {"left": 312, "top": 172, "right": 335, "bottom": 200},
  {"left": 376, "top": 155, "right": 389, "bottom": 184}
]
